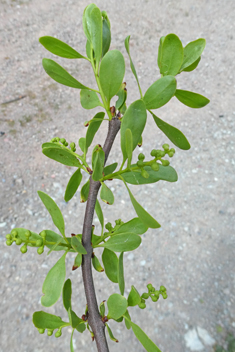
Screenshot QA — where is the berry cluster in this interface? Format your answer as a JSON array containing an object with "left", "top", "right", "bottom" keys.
[
  {"left": 38, "top": 327, "right": 62, "bottom": 337},
  {"left": 138, "top": 284, "right": 168, "bottom": 309},
  {"left": 50, "top": 137, "right": 76, "bottom": 152},
  {"left": 5, "top": 229, "right": 46, "bottom": 255}
]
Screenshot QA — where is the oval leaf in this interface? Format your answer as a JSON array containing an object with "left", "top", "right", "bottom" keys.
[
  {"left": 159, "top": 34, "right": 183, "bottom": 76},
  {"left": 63, "top": 279, "right": 72, "bottom": 312},
  {"left": 41, "top": 252, "right": 66, "bottom": 307},
  {"left": 39, "top": 36, "right": 85, "bottom": 59},
  {"left": 64, "top": 168, "right": 82, "bottom": 202},
  {"left": 151, "top": 112, "right": 190, "bottom": 150},
  {"left": 95, "top": 199, "right": 104, "bottom": 234},
  {"left": 99, "top": 50, "right": 125, "bottom": 101},
  {"left": 100, "top": 183, "right": 114, "bottom": 205},
  {"left": 33, "top": 311, "right": 69, "bottom": 330},
  {"left": 106, "top": 323, "right": 119, "bottom": 342},
  {"left": 157, "top": 36, "right": 165, "bottom": 69},
  {"left": 143, "top": 76, "right": 176, "bottom": 110},
  {"left": 127, "top": 285, "right": 141, "bottom": 307},
  {"left": 121, "top": 100, "right": 147, "bottom": 162},
  {"left": 71, "top": 236, "right": 87, "bottom": 254},
  {"left": 43, "top": 147, "right": 81, "bottom": 167},
  {"left": 125, "top": 128, "right": 133, "bottom": 168},
  {"left": 79, "top": 137, "right": 86, "bottom": 153},
  {"left": 104, "top": 162, "right": 118, "bottom": 176},
  {"left": 118, "top": 252, "right": 125, "bottom": 295},
  {"left": 180, "top": 38, "right": 206, "bottom": 72},
  {"left": 182, "top": 56, "right": 201, "bottom": 72},
  {"left": 92, "top": 254, "right": 104, "bottom": 272},
  {"left": 83, "top": 4, "right": 97, "bottom": 42},
  {"left": 38, "top": 191, "right": 65, "bottom": 236},
  {"left": 113, "top": 218, "right": 148, "bottom": 235},
  {"left": 80, "top": 90, "right": 102, "bottom": 109},
  {"left": 100, "top": 233, "right": 141, "bottom": 252},
  {"left": 80, "top": 179, "right": 90, "bottom": 203},
  {"left": 175, "top": 89, "right": 210, "bottom": 108},
  {"left": 42, "top": 59, "right": 88, "bottom": 89},
  {"left": 125, "top": 36, "right": 141, "bottom": 94},
  {"left": 102, "top": 248, "right": 118, "bottom": 283},
  {"left": 92, "top": 145, "right": 105, "bottom": 181},
  {"left": 107, "top": 293, "right": 128, "bottom": 320},
  {"left": 90, "top": 6, "right": 103, "bottom": 64},
  {"left": 102, "top": 18, "right": 111, "bottom": 57},
  {"left": 86, "top": 112, "right": 105, "bottom": 151}
]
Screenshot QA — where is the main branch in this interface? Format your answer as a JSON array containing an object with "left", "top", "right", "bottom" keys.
[{"left": 81, "top": 116, "right": 121, "bottom": 352}]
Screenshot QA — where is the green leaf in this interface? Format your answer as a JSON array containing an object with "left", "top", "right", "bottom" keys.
[
  {"left": 42, "top": 59, "right": 88, "bottom": 89},
  {"left": 44, "top": 230, "right": 67, "bottom": 251},
  {"left": 129, "top": 320, "right": 162, "bottom": 352},
  {"left": 125, "top": 36, "right": 142, "bottom": 95},
  {"left": 71, "top": 236, "right": 87, "bottom": 254},
  {"left": 39, "top": 36, "right": 86, "bottom": 59},
  {"left": 80, "top": 90, "right": 103, "bottom": 110},
  {"left": 99, "top": 50, "right": 125, "bottom": 101},
  {"left": 41, "top": 252, "right": 66, "bottom": 307},
  {"left": 118, "top": 252, "right": 125, "bottom": 295},
  {"left": 180, "top": 38, "right": 206, "bottom": 72},
  {"left": 63, "top": 279, "right": 72, "bottom": 312},
  {"left": 158, "top": 34, "right": 183, "bottom": 76},
  {"left": 182, "top": 56, "right": 201, "bottom": 72},
  {"left": 115, "top": 82, "right": 127, "bottom": 111},
  {"left": 86, "top": 112, "right": 105, "bottom": 151},
  {"left": 80, "top": 179, "right": 90, "bottom": 203},
  {"left": 104, "top": 162, "right": 118, "bottom": 176},
  {"left": 42, "top": 142, "right": 61, "bottom": 149},
  {"left": 47, "top": 238, "right": 62, "bottom": 255},
  {"left": 33, "top": 311, "right": 69, "bottom": 330},
  {"left": 105, "top": 324, "right": 119, "bottom": 342},
  {"left": 121, "top": 100, "right": 147, "bottom": 162},
  {"left": 43, "top": 147, "right": 81, "bottom": 167},
  {"left": 143, "top": 75, "right": 176, "bottom": 110},
  {"left": 102, "top": 18, "right": 111, "bottom": 57},
  {"left": 79, "top": 137, "right": 86, "bottom": 153},
  {"left": 64, "top": 168, "right": 82, "bottom": 202},
  {"left": 92, "top": 145, "right": 105, "bottom": 181},
  {"left": 113, "top": 218, "right": 148, "bottom": 235},
  {"left": 119, "top": 164, "right": 178, "bottom": 185},
  {"left": 107, "top": 293, "right": 128, "bottom": 320},
  {"left": 68, "top": 308, "right": 84, "bottom": 329},
  {"left": 99, "top": 233, "right": 141, "bottom": 252},
  {"left": 102, "top": 248, "right": 118, "bottom": 283},
  {"left": 123, "top": 182, "right": 160, "bottom": 229},
  {"left": 90, "top": 6, "right": 103, "bottom": 64},
  {"left": 127, "top": 285, "right": 141, "bottom": 307},
  {"left": 157, "top": 36, "right": 165, "bottom": 69},
  {"left": 123, "top": 310, "right": 132, "bottom": 330},
  {"left": 175, "top": 89, "right": 210, "bottom": 108},
  {"left": 82, "top": 4, "right": 97, "bottom": 42},
  {"left": 125, "top": 128, "right": 133, "bottom": 168},
  {"left": 92, "top": 254, "right": 104, "bottom": 272},
  {"left": 95, "top": 199, "right": 104, "bottom": 234},
  {"left": 151, "top": 112, "right": 190, "bottom": 150},
  {"left": 11, "top": 228, "right": 41, "bottom": 247},
  {"left": 100, "top": 183, "right": 114, "bottom": 205},
  {"left": 100, "top": 301, "right": 105, "bottom": 317},
  {"left": 73, "top": 253, "right": 82, "bottom": 269},
  {"left": 38, "top": 191, "right": 65, "bottom": 237}
]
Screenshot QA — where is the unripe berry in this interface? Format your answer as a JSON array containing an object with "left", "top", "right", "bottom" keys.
[
  {"left": 64, "top": 142, "right": 68, "bottom": 146},
  {"left": 147, "top": 283, "right": 153, "bottom": 290},
  {"left": 60, "top": 138, "right": 66, "bottom": 144},
  {"left": 105, "top": 222, "right": 112, "bottom": 231},
  {"left": 6, "top": 239, "right": 13, "bottom": 246},
  {"left": 138, "top": 153, "right": 145, "bottom": 161},
  {"left": 20, "top": 245, "right": 27, "bottom": 254},
  {"left": 138, "top": 302, "right": 146, "bottom": 309},
  {"left": 150, "top": 287, "right": 155, "bottom": 293},
  {"left": 168, "top": 152, "right": 174, "bottom": 157},
  {"left": 170, "top": 148, "right": 175, "bottom": 154},
  {"left": 55, "top": 137, "right": 60, "bottom": 142},
  {"left": 154, "top": 290, "right": 160, "bottom": 298},
  {"left": 141, "top": 169, "right": 149, "bottom": 179},
  {"left": 15, "top": 238, "right": 22, "bottom": 245},
  {"left": 25, "top": 230, "right": 31, "bottom": 239},
  {"left": 158, "top": 150, "right": 165, "bottom": 157},
  {"left": 11, "top": 230, "right": 18, "bottom": 237},
  {"left": 137, "top": 160, "right": 144, "bottom": 167},
  {"left": 151, "top": 162, "right": 159, "bottom": 171},
  {"left": 6, "top": 234, "right": 12, "bottom": 240},
  {"left": 161, "top": 159, "right": 170, "bottom": 166},
  {"left": 160, "top": 285, "right": 167, "bottom": 292},
  {"left": 37, "top": 246, "right": 44, "bottom": 255},
  {"left": 40, "top": 231, "right": 46, "bottom": 239},
  {"left": 55, "top": 330, "right": 62, "bottom": 338},
  {"left": 47, "top": 330, "right": 53, "bottom": 336},
  {"left": 70, "top": 142, "right": 75, "bottom": 150},
  {"left": 150, "top": 149, "right": 158, "bottom": 157},
  {"left": 51, "top": 137, "right": 57, "bottom": 142},
  {"left": 36, "top": 239, "right": 43, "bottom": 247},
  {"left": 38, "top": 328, "right": 45, "bottom": 334},
  {"left": 162, "top": 143, "right": 169, "bottom": 151},
  {"left": 141, "top": 293, "right": 149, "bottom": 299},
  {"left": 141, "top": 298, "right": 146, "bottom": 303},
  {"left": 151, "top": 295, "right": 158, "bottom": 302},
  {"left": 162, "top": 293, "right": 168, "bottom": 299}
]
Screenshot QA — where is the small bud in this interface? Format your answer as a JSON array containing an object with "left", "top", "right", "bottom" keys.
[
  {"left": 170, "top": 148, "right": 175, "bottom": 154},
  {"left": 160, "top": 285, "right": 167, "bottom": 292},
  {"left": 168, "top": 152, "right": 174, "bottom": 157},
  {"left": 51, "top": 137, "right": 57, "bottom": 142},
  {"left": 40, "top": 231, "right": 46, "bottom": 239},
  {"left": 102, "top": 316, "right": 108, "bottom": 323},
  {"left": 86, "top": 167, "right": 93, "bottom": 175},
  {"left": 37, "top": 246, "right": 44, "bottom": 255},
  {"left": 150, "top": 287, "right": 155, "bottom": 293},
  {"left": 15, "top": 238, "right": 22, "bottom": 245},
  {"left": 6, "top": 239, "right": 13, "bottom": 246},
  {"left": 151, "top": 162, "right": 159, "bottom": 171},
  {"left": 138, "top": 302, "right": 146, "bottom": 309},
  {"left": 84, "top": 121, "right": 90, "bottom": 127},
  {"left": 25, "top": 230, "right": 31, "bottom": 238},
  {"left": 141, "top": 293, "right": 149, "bottom": 299},
  {"left": 147, "top": 283, "right": 153, "bottom": 290},
  {"left": 162, "top": 293, "right": 168, "bottom": 299},
  {"left": 6, "top": 234, "right": 12, "bottom": 240},
  {"left": 11, "top": 230, "right": 18, "bottom": 237},
  {"left": 137, "top": 160, "right": 144, "bottom": 167},
  {"left": 110, "top": 106, "right": 116, "bottom": 116},
  {"left": 64, "top": 142, "right": 68, "bottom": 146},
  {"left": 105, "top": 222, "right": 113, "bottom": 231},
  {"left": 55, "top": 137, "right": 60, "bottom": 142},
  {"left": 60, "top": 138, "right": 66, "bottom": 144},
  {"left": 55, "top": 329, "right": 62, "bottom": 338},
  {"left": 162, "top": 143, "right": 169, "bottom": 151},
  {"left": 47, "top": 329, "right": 53, "bottom": 336},
  {"left": 20, "top": 244, "right": 27, "bottom": 254},
  {"left": 151, "top": 295, "right": 158, "bottom": 302},
  {"left": 161, "top": 159, "right": 170, "bottom": 166},
  {"left": 82, "top": 314, "right": 88, "bottom": 321},
  {"left": 141, "top": 169, "right": 149, "bottom": 179},
  {"left": 138, "top": 153, "right": 145, "bottom": 161},
  {"left": 38, "top": 328, "right": 45, "bottom": 334},
  {"left": 36, "top": 239, "right": 43, "bottom": 247},
  {"left": 72, "top": 265, "right": 78, "bottom": 271}
]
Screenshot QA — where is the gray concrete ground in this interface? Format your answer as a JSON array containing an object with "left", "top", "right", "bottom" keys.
[{"left": 0, "top": 0, "right": 235, "bottom": 351}]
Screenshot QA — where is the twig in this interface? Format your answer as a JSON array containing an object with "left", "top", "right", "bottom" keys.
[
  {"left": 1, "top": 95, "right": 27, "bottom": 105},
  {"left": 81, "top": 116, "right": 121, "bottom": 352}
]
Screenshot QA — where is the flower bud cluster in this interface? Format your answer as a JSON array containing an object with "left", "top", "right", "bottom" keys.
[
  {"left": 138, "top": 283, "right": 168, "bottom": 309},
  {"left": 50, "top": 137, "right": 76, "bottom": 152},
  {"left": 38, "top": 327, "right": 62, "bottom": 338},
  {"left": 5, "top": 229, "right": 46, "bottom": 255}
]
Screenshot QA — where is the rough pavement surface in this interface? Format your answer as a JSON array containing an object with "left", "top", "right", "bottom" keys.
[{"left": 0, "top": 0, "right": 235, "bottom": 351}]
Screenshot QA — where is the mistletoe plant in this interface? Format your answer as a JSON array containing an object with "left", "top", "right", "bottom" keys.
[{"left": 5, "top": 4, "right": 209, "bottom": 352}]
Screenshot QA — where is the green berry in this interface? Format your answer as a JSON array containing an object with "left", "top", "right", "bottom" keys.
[
  {"left": 141, "top": 293, "right": 149, "bottom": 299},
  {"left": 138, "top": 303, "right": 146, "bottom": 309},
  {"left": 147, "top": 283, "right": 153, "bottom": 290},
  {"left": 55, "top": 330, "right": 62, "bottom": 338},
  {"left": 64, "top": 142, "right": 69, "bottom": 146},
  {"left": 151, "top": 162, "right": 159, "bottom": 171},
  {"left": 162, "top": 293, "right": 168, "bottom": 299},
  {"left": 162, "top": 143, "right": 169, "bottom": 151},
  {"left": 55, "top": 137, "right": 60, "bottom": 142},
  {"left": 36, "top": 239, "right": 43, "bottom": 247},
  {"left": 25, "top": 230, "right": 31, "bottom": 239},
  {"left": 150, "top": 287, "right": 155, "bottom": 293},
  {"left": 161, "top": 159, "right": 170, "bottom": 166},
  {"left": 6, "top": 239, "right": 13, "bottom": 246},
  {"left": 141, "top": 298, "right": 146, "bottom": 303},
  {"left": 60, "top": 138, "right": 66, "bottom": 144},
  {"left": 70, "top": 142, "right": 75, "bottom": 149},
  {"left": 150, "top": 149, "right": 158, "bottom": 157},
  {"left": 20, "top": 245, "right": 27, "bottom": 254},
  {"left": 6, "top": 234, "right": 12, "bottom": 240},
  {"left": 51, "top": 137, "right": 57, "bottom": 142},
  {"left": 40, "top": 231, "right": 46, "bottom": 239},
  {"left": 11, "top": 230, "right": 18, "bottom": 237},
  {"left": 160, "top": 285, "right": 167, "bottom": 292},
  {"left": 37, "top": 246, "right": 44, "bottom": 255},
  {"left": 38, "top": 328, "right": 45, "bottom": 334},
  {"left": 15, "top": 238, "right": 22, "bottom": 245},
  {"left": 138, "top": 153, "right": 145, "bottom": 161},
  {"left": 168, "top": 152, "right": 174, "bottom": 157},
  {"left": 158, "top": 150, "right": 165, "bottom": 157},
  {"left": 105, "top": 222, "right": 113, "bottom": 231},
  {"left": 170, "top": 148, "right": 175, "bottom": 154},
  {"left": 137, "top": 160, "right": 144, "bottom": 167},
  {"left": 151, "top": 295, "right": 158, "bottom": 302},
  {"left": 47, "top": 330, "right": 53, "bottom": 336},
  {"left": 141, "top": 169, "right": 149, "bottom": 179}
]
